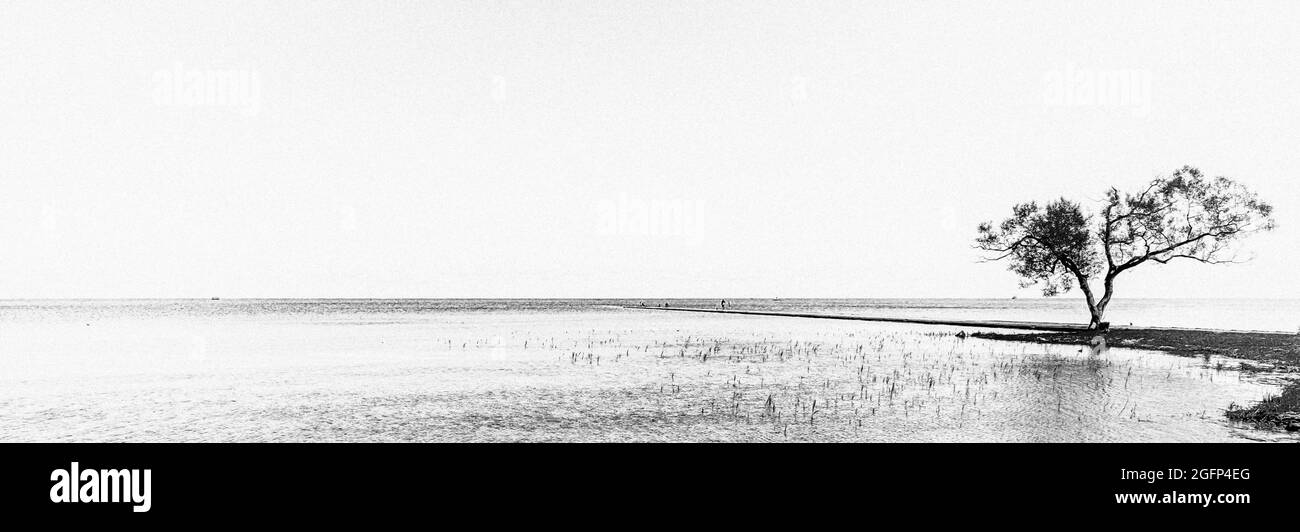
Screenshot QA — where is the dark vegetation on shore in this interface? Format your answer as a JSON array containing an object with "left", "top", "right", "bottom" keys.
[{"left": 972, "top": 328, "right": 1300, "bottom": 431}]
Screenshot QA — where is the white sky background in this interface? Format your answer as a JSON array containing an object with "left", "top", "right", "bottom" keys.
[{"left": 1, "top": 1, "right": 1297, "bottom": 299}]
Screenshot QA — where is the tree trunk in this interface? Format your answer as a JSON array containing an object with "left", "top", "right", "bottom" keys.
[
  {"left": 1075, "top": 274, "right": 1104, "bottom": 330},
  {"left": 1088, "top": 305, "right": 1106, "bottom": 330},
  {"left": 1089, "top": 275, "right": 1116, "bottom": 331}
]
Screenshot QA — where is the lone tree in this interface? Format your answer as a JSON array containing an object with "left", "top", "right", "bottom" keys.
[{"left": 976, "top": 166, "right": 1276, "bottom": 329}]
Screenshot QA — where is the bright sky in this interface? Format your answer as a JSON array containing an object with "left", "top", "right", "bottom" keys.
[{"left": 2, "top": 1, "right": 1297, "bottom": 298}]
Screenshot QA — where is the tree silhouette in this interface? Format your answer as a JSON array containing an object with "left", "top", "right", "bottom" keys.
[{"left": 976, "top": 166, "right": 1275, "bottom": 329}]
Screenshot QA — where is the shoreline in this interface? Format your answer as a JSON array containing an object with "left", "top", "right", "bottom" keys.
[
  {"left": 627, "top": 306, "right": 1094, "bottom": 332},
  {"left": 625, "top": 305, "right": 1296, "bottom": 335}
]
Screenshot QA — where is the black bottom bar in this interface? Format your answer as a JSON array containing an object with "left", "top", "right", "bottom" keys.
[{"left": 2, "top": 443, "right": 1289, "bottom": 523}]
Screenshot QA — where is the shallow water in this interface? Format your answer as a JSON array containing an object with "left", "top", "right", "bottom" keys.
[{"left": 0, "top": 299, "right": 1292, "bottom": 442}]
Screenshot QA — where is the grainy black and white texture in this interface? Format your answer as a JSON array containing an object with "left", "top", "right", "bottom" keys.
[{"left": 1, "top": 2, "right": 1297, "bottom": 442}]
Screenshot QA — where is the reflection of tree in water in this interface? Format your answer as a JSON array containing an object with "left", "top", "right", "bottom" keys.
[{"left": 995, "top": 353, "right": 1123, "bottom": 442}]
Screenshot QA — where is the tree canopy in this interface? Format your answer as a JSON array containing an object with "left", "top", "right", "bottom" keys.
[{"left": 976, "top": 166, "right": 1275, "bottom": 328}]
